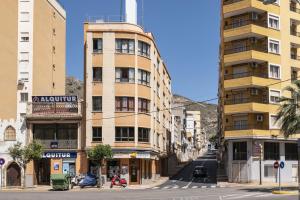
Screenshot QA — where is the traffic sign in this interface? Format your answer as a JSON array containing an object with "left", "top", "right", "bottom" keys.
[
  {"left": 274, "top": 161, "right": 279, "bottom": 169},
  {"left": 280, "top": 161, "right": 285, "bottom": 169},
  {"left": 0, "top": 158, "right": 5, "bottom": 166}
]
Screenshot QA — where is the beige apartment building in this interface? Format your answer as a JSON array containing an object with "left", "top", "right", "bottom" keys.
[
  {"left": 0, "top": 0, "right": 71, "bottom": 187},
  {"left": 219, "top": 0, "right": 300, "bottom": 183},
  {"left": 83, "top": 8, "right": 172, "bottom": 184}
]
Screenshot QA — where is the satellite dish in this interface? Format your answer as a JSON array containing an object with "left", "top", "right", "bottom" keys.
[{"left": 263, "top": 0, "right": 277, "bottom": 4}]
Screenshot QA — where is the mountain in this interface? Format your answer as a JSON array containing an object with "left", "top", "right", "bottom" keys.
[{"left": 65, "top": 76, "right": 83, "bottom": 99}]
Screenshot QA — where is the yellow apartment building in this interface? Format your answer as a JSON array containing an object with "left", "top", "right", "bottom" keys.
[
  {"left": 83, "top": 5, "right": 172, "bottom": 184},
  {"left": 219, "top": 0, "right": 300, "bottom": 183}
]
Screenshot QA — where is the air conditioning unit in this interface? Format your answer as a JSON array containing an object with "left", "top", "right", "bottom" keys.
[
  {"left": 257, "top": 115, "right": 264, "bottom": 122},
  {"left": 250, "top": 88, "right": 259, "bottom": 95}
]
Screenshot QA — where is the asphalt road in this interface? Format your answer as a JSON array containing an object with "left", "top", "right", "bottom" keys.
[
  {"left": 0, "top": 187, "right": 297, "bottom": 200},
  {"left": 156, "top": 151, "right": 218, "bottom": 190}
]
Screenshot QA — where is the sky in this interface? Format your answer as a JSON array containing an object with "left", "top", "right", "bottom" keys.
[{"left": 59, "top": 0, "right": 220, "bottom": 102}]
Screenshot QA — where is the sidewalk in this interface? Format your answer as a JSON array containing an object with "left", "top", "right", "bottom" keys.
[
  {"left": 0, "top": 177, "right": 169, "bottom": 192},
  {"left": 217, "top": 181, "right": 298, "bottom": 188}
]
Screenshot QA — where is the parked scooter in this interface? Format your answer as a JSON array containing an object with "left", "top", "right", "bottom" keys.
[
  {"left": 78, "top": 173, "right": 99, "bottom": 188},
  {"left": 110, "top": 175, "right": 127, "bottom": 188},
  {"left": 71, "top": 174, "right": 85, "bottom": 189}
]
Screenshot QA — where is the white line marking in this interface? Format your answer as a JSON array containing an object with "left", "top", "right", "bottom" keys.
[
  {"left": 192, "top": 186, "right": 198, "bottom": 189},
  {"left": 222, "top": 194, "right": 239, "bottom": 198},
  {"left": 201, "top": 186, "right": 207, "bottom": 188},
  {"left": 163, "top": 186, "right": 170, "bottom": 189},
  {"left": 182, "top": 178, "right": 194, "bottom": 189},
  {"left": 254, "top": 193, "right": 274, "bottom": 198},
  {"left": 171, "top": 180, "right": 177, "bottom": 183},
  {"left": 226, "top": 193, "right": 261, "bottom": 200},
  {"left": 211, "top": 185, "right": 216, "bottom": 188},
  {"left": 152, "top": 187, "right": 159, "bottom": 190},
  {"left": 172, "top": 185, "right": 179, "bottom": 189}
]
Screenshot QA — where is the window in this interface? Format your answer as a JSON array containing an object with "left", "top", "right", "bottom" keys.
[
  {"left": 269, "top": 90, "right": 280, "bottom": 104},
  {"left": 115, "top": 39, "right": 135, "bottom": 54},
  {"left": 138, "top": 98, "right": 150, "bottom": 113},
  {"left": 20, "top": 32, "right": 29, "bottom": 42},
  {"left": 156, "top": 108, "right": 160, "bottom": 121},
  {"left": 20, "top": 93, "right": 28, "bottom": 102},
  {"left": 20, "top": 52, "right": 29, "bottom": 62},
  {"left": 156, "top": 133, "right": 160, "bottom": 147},
  {"left": 115, "top": 68, "right": 135, "bottom": 83},
  {"left": 268, "top": 39, "right": 280, "bottom": 54},
  {"left": 270, "top": 115, "right": 280, "bottom": 129},
  {"left": 92, "top": 127, "right": 102, "bottom": 142},
  {"left": 93, "top": 38, "right": 102, "bottom": 53},
  {"left": 264, "top": 165, "right": 276, "bottom": 177},
  {"left": 285, "top": 143, "right": 298, "bottom": 160},
  {"left": 19, "top": 72, "right": 29, "bottom": 81},
  {"left": 264, "top": 142, "right": 279, "bottom": 160},
  {"left": 138, "top": 128, "right": 150, "bottom": 142},
  {"left": 138, "top": 41, "right": 150, "bottom": 57},
  {"left": 20, "top": 12, "right": 29, "bottom": 22},
  {"left": 115, "top": 97, "right": 135, "bottom": 112},
  {"left": 268, "top": 14, "right": 280, "bottom": 30},
  {"left": 4, "top": 126, "right": 16, "bottom": 141},
  {"left": 138, "top": 69, "right": 150, "bottom": 86},
  {"left": 157, "top": 83, "right": 160, "bottom": 97},
  {"left": 269, "top": 64, "right": 280, "bottom": 79},
  {"left": 92, "top": 96, "right": 102, "bottom": 112},
  {"left": 233, "top": 142, "right": 247, "bottom": 160},
  {"left": 93, "top": 67, "right": 102, "bottom": 82},
  {"left": 115, "top": 127, "right": 134, "bottom": 142}
]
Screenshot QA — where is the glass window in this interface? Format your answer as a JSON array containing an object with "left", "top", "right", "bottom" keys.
[
  {"left": 20, "top": 52, "right": 29, "bottom": 62},
  {"left": 20, "top": 32, "right": 29, "bottom": 42},
  {"left": 269, "top": 90, "right": 280, "bottom": 104},
  {"left": 20, "top": 12, "right": 29, "bottom": 22},
  {"left": 138, "top": 41, "right": 150, "bottom": 57},
  {"left": 92, "top": 127, "right": 102, "bottom": 142},
  {"left": 20, "top": 93, "right": 28, "bottom": 102},
  {"left": 138, "top": 69, "right": 150, "bottom": 86},
  {"left": 138, "top": 98, "right": 150, "bottom": 113},
  {"left": 269, "top": 65, "right": 280, "bottom": 79},
  {"left": 138, "top": 128, "right": 150, "bottom": 142},
  {"left": 115, "top": 39, "right": 135, "bottom": 54},
  {"left": 270, "top": 115, "right": 280, "bottom": 129},
  {"left": 115, "top": 97, "right": 135, "bottom": 112},
  {"left": 4, "top": 126, "right": 16, "bottom": 141},
  {"left": 93, "top": 67, "right": 102, "bottom": 82},
  {"left": 269, "top": 39, "right": 280, "bottom": 54},
  {"left": 93, "top": 38, "right": 102, "bottom": 53},
  {"left": 264, "top": 142, "right": 279, "bottom": 160},
  {"left": 115, "top": 68, "right": 135, "bottom": 83},
  {"left": 92, "top": 96, "right": 102, "bottom": 112},
  {"left": 115, "top": 127, "right": 134, "bottom": 142},
  {"left": 19, "top": 72, "right": 29, "bottom": 81},
  {"left": 268, "top": 14, "right": 280, "bottom": 30},
  {"left": 285, "top": 143, "right": 298, "bottom": 160},
  {"left": 233, "top": 142, "right": 247, "bottom": 160}
]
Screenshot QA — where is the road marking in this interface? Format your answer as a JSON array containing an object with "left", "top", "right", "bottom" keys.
[
  {"left": 162, "top": 186, "right": 170, "bottom": 189},
  {"left": 192, "top": 186, "right": 198, "bottom": 189},
  {"left": 171, "top": 180, "right": 177, "bottom": 183},
  {"left": 225, "top": 193, "right": 261, "bottom": 200},
  {"left": 172, "top": 185, "right": 179, "bottom": 189},
  {"left": 211, "top": 185, "right": 216, "bottom": 188},
  {"left": 152, "top": 187, "right": 159, "bottom": 190},
  {"left": 182, "top": 178, "right": 194, "bottom": 189},
  {"left": 201, "top": 186, "right": 207, "bottom": 188},
  {"left": 254, "top": 193, "right": 274, "bottom": 198}
]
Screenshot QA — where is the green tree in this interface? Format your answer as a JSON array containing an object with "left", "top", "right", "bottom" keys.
[
  {"left": 87, "top": 144, "right": 113, "bottom": 187},
  {"left": 8, "top": 141, "right": 44, "bottom": 188}
]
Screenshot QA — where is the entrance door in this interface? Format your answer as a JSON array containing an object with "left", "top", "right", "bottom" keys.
[
  {"left": 62, "top": 163, "right": 70, "bottom": 175},
  {"left": 6, "top": 162, "right": 21, "bottom": 187},
  {"left": 36, "top": 159, "right": 50, "bottom": 185},
  {"left": 129, "top": 159, "right": 140, "bottom": 184}
]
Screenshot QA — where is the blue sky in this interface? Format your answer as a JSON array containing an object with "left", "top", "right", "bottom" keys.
[{"left": 59, "top": 0, "right": 220, "bottom": 101}]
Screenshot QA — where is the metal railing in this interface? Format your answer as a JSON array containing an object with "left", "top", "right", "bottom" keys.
[
  {"left": 224, "top": 19, "right": 267, "bottom": 30},
  {"left": 290, "top": 30, "right": 300, "bottom": 37},
  {"left": 223, "top": 0, "right": 244, "bottom": 5},
  {"left": 225, "top": 123, "right": 265, "bottom": 131},
  {"left": 224, "top": 45, "right": 267, "bottom": 55},
  {"left": 291, "top": 54, "right": 300, "bottom": 60},
  {"left": 86, "top": 15, "right": 126, "bottom": 23},
  {"left": 290, "top": 5, "right": 300, "bottom": 14},
  {"left": 36, "top": 139, "right": 78, "bottom": 149},
  {"left": 225, "top": 97, "right": 268, "bottom": 105},
  {"left": 224, "top": 71, "right": 268, "bottom": 80},
  {"left": 28, "top": 102, "right": 80, "bottom": 116}
]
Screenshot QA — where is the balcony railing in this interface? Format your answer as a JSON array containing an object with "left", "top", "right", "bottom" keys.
[
  {"left": 225, "top": 123, "right": 265, "bottom": 131},
  {"left": 223, "top": 0, "right": 244, "bottom": 5},
  {"left": 224, "top": 19, "right": 267, "bottom": 30},
  {"left": 291, "top": 54, "right": 300, "bottom": 60},
  {"left": 225, "top": 97, "right": 268, "bottom": 105},
  {"left": 27, "top": 102, "right": 81, "bottom": 117},
  {"left": 224, "top": 45, "right": 267, "bottom": 55},
  {"left": 224, "top": 71, "right": 268, "bottom": 80},
  {"left": 290, "top": 30, "right": 300, "bottom": 37},
  {"left": 290, "top": 5, "right": 300, "bottom": 14},
  {"left": 36, "top": 139, "right": 78, "bottom": 149}
]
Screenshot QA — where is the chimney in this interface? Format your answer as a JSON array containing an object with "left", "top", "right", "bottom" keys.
[{"left": 125, "top": 0, "right": 137, "bottom": 24}]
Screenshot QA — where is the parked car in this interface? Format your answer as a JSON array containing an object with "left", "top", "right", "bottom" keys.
[{"left": 193, "top": 166, "right": 207, "bottom": 178}]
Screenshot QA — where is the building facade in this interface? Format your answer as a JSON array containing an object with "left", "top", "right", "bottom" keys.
[
  {"left": 83, "top": 21, "right": 172, "bottom": 184},
  {"left": 0, "top": 0, "right": 66, "bottom": 187},
  {"left": 219, "top": 0, "right": 299, "bottom": 183}
]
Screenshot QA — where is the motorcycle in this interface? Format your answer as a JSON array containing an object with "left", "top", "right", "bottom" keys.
[
  {"left": 71, "top": 174, "right": 85, "bottom": 189},
  {"left": 78, "top": 173, "right": 99, "bottom": 188},
  {"left": 110, "top": 175, "right": 127, "bottom": 188}
]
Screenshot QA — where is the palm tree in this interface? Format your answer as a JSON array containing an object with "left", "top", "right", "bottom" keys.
[{"left": 277, "top": 80, "right": 300, "bottom": 138}]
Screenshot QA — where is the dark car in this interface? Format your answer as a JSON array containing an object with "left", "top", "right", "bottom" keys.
[{"left": 193, "top": 166, "right": 207, "bottom": 178}]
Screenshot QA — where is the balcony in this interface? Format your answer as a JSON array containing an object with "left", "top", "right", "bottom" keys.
[
  {"left": 224, "top": 62, "right": 268, "bottom": 80},
  {"left": 225, "top": 113, "right": 269, "bottom": 131},
  {"left": 224, "top": 19, "right": 267, "bottom": 30},
  {"left": 290, "top": 4, "right": 300, "bottom": 14},
  {"left": 224, "top": 38, "right": 267, "bottom": 55},
  {"left": 224, "top": 12, "right": 267, "bottom": 30},
  {"left": 26, "top": 102, "right": 82, "bottom": 121},
  {"left": 291, "top": 29, "right": 300, "bottom": 38},
  {"left": 225, "top": 96, "right": 268, "bottom": 105},
  {"left": 37, "top": 140, "right": 78, "bottom": 150},
  {"left": 225, "top": 123, "right": 265, "bottom": 131},
  {"left": 224, "top": 44, "right": 267, "bottom": 55},
  {"left": 223, "top": 0, "right": 244, "bottom": 5}
]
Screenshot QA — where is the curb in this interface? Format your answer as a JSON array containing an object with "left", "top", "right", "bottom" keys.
[{"left": 272, "top": 190, "right": 298, "bottom": 195}]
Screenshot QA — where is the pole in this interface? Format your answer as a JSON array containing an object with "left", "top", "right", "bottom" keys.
[
  {"left": 259, "top": 152, "right": 262, "bottom": 185},
  {"left": 279, "top": 167, "right": 281, "bottom": 191},
  {"left": 0, "top": 165, "right": 2, "bottom": 190}
]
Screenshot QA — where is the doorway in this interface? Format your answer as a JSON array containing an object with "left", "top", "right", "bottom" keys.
[
  {"left": 6, "top": 162, "right": 21, "bottom": 187},
  {"left": 36, "top": 159, "right": 50, "bottom": 185},
  {"left": 129, "top": 159, "right": 140, "bottom": 184}
]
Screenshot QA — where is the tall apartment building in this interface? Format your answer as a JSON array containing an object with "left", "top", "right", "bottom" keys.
[
  {"left": 0, "top": 0, "right": 67, "bottom": 187},
  {"left": 219, "top": 0, "right": 300, "bottom": 183},
  {"left": 84, "top": 0, "right": 172, "bottom": 185}
]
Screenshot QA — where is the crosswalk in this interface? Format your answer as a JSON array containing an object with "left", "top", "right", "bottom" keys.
[
  {"left": 220, "top": 193, "right": 275, "bottom": 200},
  {"left": 151, "top": 184, "right": 223, "bottom": 190}
]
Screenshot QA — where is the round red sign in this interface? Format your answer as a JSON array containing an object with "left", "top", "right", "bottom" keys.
[{"left": 274, "top": 161, "right": 279, "bottom": 169}]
